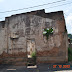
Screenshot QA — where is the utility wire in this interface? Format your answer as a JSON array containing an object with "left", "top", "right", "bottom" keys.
[
  {"left": 45, "top": 1, "right": 72, "bottom": 10},
  {"left": 44, "top": 1, "right": 72, "bottom": 17},
  {"left": 0, "top": 0, "right": 72, "bottom": 19},
  {"left": 0, "top": 0, "right": 65, "bottom": 13}
]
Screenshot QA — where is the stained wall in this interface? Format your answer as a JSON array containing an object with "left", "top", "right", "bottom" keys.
[{"left": 0, "top": 9, "right": 68, "bottom": 65}]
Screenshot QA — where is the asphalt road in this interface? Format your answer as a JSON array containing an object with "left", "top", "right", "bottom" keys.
[{"left": 0, "top": 63, "right": 72, "bottom": 72}]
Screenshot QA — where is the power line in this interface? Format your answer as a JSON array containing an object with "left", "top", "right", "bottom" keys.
[
  {"left": 0, "top": 0, "right": 65, "bottom": 14},
  {"left": 45, "top": 1, "right": 72, "bottom": 18},
  {"left": 45, "top": 1, "right": 72, "bottom": 10},
  {"left": 0, "top": 0, "right": 72, "bottom": 20}
]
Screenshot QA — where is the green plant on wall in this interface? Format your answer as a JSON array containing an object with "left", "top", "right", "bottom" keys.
[{"left": 43, "top": 28, "right": 53, "bottom": 40}]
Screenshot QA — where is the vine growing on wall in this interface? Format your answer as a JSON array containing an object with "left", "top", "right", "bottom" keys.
[{"left": 43, "top": 28, "right": 53, "bottom": 40}]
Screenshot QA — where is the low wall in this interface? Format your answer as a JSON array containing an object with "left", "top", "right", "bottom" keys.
[{"left": 0, "top": 51, "right": 27, "bottom": 66}]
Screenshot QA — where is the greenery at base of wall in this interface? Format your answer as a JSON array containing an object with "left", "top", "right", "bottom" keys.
[
  {"left": 68, "top": 47, "right": 72, "bottom": 61},
  {"left": 31, "top": 51, "right": 36, "bottom": 64},
  {"left": 31, "top": 51, "right": 36, "bottom": 60},
  {"left": 43, "top": 28, "right": 53, "bottom": 40}
]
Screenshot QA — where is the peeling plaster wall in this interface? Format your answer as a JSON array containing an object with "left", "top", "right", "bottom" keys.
[
  {"left": 7, "top": 15, "right": 46, "bottom": 55},
  {"left": 0, "top": 21, "right": 7, "bottom": 54},
  {"left": 36, "top": 11, "right": 68, "bottom": 63},
  {"left": 0, "top": 9, "right": 68, "bottom": 65},
  {"left": 0, "top": 28, "right": 5, "bottom": 54}
]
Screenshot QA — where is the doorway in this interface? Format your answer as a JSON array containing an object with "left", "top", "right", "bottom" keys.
[
  {"left": 27, "top": 39, "right": 35, "bottom": 58},
  {"left": 26, "top": 39, "right": 36, "bottom": 67}
]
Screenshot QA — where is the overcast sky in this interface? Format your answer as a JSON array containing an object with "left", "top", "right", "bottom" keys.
[{"left": 0, "top": 0, "right": 72, "bottom": 34}]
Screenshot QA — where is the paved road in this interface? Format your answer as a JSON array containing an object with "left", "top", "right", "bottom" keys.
[{"left": 0, "top": 63, "right": 72, "bottom": 72}]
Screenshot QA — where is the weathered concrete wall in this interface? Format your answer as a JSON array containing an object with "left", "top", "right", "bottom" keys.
[
  {"left": 36, "top": 11, "right": 68, "bottom": 64},
  {"left": 0, "top": 9, "right": 68, "bottom": 65},
  {"left": 0, "top": 21, "right": 5, "bottom": 54},
  {"left": 0, "top": 21, "right": 8, "bottom": 54},
  {"left": 0, "top": 21, "right": 8, "bottom": 64}
]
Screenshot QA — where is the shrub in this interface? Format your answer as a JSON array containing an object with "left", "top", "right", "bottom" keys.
[
  {"left": 31, "top": 51, "right": 36, "bottom": 60},
  {"left": 68, "top": 48, "right": 71, "bottom": 54},
  {"left": 68, "top": 48, "right": 72, "bottom": 61}
]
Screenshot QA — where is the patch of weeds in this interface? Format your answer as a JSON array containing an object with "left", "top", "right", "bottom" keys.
[
  {"left": 31, "top": 51, "right": 36, "bottom": 64},
  {"left": 68, "top": 47, "right": 72, "bottom": 61}
]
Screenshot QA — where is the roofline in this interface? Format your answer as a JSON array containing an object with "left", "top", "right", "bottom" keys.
[
  {"left": 5, "top": 9, "right": 45, "bottom": 18},
  {"left": 5, "top": 9, "right": 64, "bottom": 20}
]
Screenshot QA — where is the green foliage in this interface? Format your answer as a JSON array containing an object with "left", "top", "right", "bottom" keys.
[
  {"left": 68, "top": 48, "right": 71, "bottom": 54},
  {"left": 31, "top": 51, "right": 36, "bottom": 60},
  {"left": 68, "top": 48, "right": 72, "bottom": 61},
  {"left": 31, "top": 51, "right": 36, "bottom": 65},
  {"left": 68, "top": 34, "right": 72, "bottom": 43},
  {"left": 68, "top": 34, "right": 72, "bottom": 39},
  {"left": 43, "top": 28, "right": 53, "bottom": 40}
]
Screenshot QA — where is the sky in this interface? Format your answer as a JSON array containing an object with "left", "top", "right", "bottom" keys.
[{"left": 0, "top": 0, "right": 72, "bottom": 34}]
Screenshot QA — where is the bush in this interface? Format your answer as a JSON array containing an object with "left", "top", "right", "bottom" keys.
[
  {"left": 31, "top": 51, "right": 36, "bottom": 60},
  {"left": 68, "top": 48, "right": 71, "bottom": 54},
  {"left": 31, "top": 51, "right": 36, "bottom": 65},
  {"left": 68, "top": 48, "right": 72, "bottom": 61}
]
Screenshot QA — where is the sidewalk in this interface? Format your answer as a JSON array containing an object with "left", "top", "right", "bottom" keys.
[
  {"left": 54, "top": 70, "right": 72, "bottom": 72},
  {"left": 0, "top": 63, "right": 72, "bottom": 72}
]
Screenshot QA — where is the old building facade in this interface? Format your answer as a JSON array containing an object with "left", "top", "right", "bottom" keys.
[{"left": 0, "top": 9, "right": 68, "bottom": 65}]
